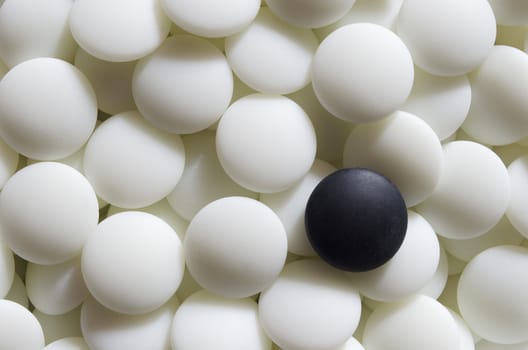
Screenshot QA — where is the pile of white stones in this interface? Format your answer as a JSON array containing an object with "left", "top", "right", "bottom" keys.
[{"left": 0, "top": 0, "right": 527, "bottom": 349}]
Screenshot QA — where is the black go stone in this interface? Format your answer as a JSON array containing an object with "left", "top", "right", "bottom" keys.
[{"left": 305, "top": 168, "right": 407, "bottom": 272}]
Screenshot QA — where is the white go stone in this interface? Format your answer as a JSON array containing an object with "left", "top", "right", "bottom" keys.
[
  {"left": 397, "top": 0, "right": 496, "bottom": 76},
  {"left": 82, "top": 211, "right": 184, "bottom": 314},
  {"left": 0, "top": 162, "right": 99, "bottom": 265},
  {"left": 343, "top": 110, "right": 444, "bottom": 207},
  {"left": 312, "top": 23, "right": 414, "bottom": 123},
  {"left": 0, "top": 57, "right": 97, "bottom": 160},
  {"left": 69, "top": 0, "right": 171, "bottom": 62},
  {"left": 225, "top": 8, "right": 319, "bottom": 95},
  {"left": 81, "top": 296, "right": 179, "bottom": 350},
  {"left": 416, "top": 141, "right": 510, "bottom": 239},
  {"left": 26, "top": 257, "right": 89, "bottom": 315},
  {"left": 347, "top": 211, "right": 440, "bottom": 302},
  {"left": 458, "top": 245, "right": 528, "bottom": 344},
  {"left": 0, "top": 0, "right": 77, "bottom": 67},
  {"left": 216, "top": 94, "right": 316, "bottom": 193},
  {"left": 260, "top": 159, "right": 336, "bottom": 256},
  {"left": 259, "top": 259, "right": 362, "bottom": 350},
  {"left": 0, "top": 299, "right": 45, "bottom": 350},
  {"left": 265, "top": 0, "right": 356, "bottom": 28},
  {"left": 171, "top": 290, "right": 271, "bottom": 350},
  {"left": 462, "top": 45, "right": 528, "bottom": 145},
  {"left": 362, "top": 295, "right": 460, "bottom": 350},
  {"left": 401, "top": 67, "right": 472, "bottom": 141},
  {"left": 184, "top": 196, "right": 287, "bottom": 298},
  {"left": 133, "top": 35, "right": 233, "bottom": 134},
  {"left": 161, "top": 0, "right": 260, "bottom": 37},
  {"left": 83, "top": 111, "right": 185, "bottom": 209}
]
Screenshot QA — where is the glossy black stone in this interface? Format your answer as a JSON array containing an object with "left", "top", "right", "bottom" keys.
[{"left": 305, "top": 168, "right": 407, "bottom": 272}]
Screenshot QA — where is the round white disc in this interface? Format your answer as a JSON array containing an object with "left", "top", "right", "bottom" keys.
[
  {"left": 259, "top": 259, "right": 362, "bottom": 350},
  {"left": 0, "top": 0, "right": 77, "bottom": 67},
  {"left": 171, "top": 290, "right": 271, "bottom": 350},
  {"left": 401, "top": 67, "right": 472, "bottom": 140},
  {"left": 81, "top": 296, "right": 179, "bottom": 350},
  {"left": 397, "top": 0, "right": 496, "bottom": 76},
  {"left": 0, "top": 162, "right": 99, "bottom": 264},
  {"left": 312, "top": 23, "right": 414, "bottom": 123},
  {"left": 184, "top": 196, "right": 287, "bottom": 298},
  {"left": 462, "top": 45, "right": 528, "bottom": 145},
  {"left": 362, "top": 295, "right": 460, "bottom": 350},
  {"left": 0, "top": 57, "right": 97, "bottom": 160},
  {"left": 83, "top": 111, "right": 185, "bottom": 209},
  {"left": 26, "top": 257, "right": 89, "bottom": 315},
  {"left": 81, "top": 211, "right": 184, "bottom": 314},
  {"left": 216, "top": 94, "right": 316, "bottom": 193},
  {"left": 458, "top": 245, "right": 528, "bottom": 344},
  {"left": 225, "top": 8, "right": 319, "bottom": 95},
  {"left": 0, "top": 299, "right": 45, "bottom": 350},
  {"left": 133, "top": 35, "right": 233, "bottom": 134},
  {"left": 416, "top": 141, "right": 510, "bottom": 239}
]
